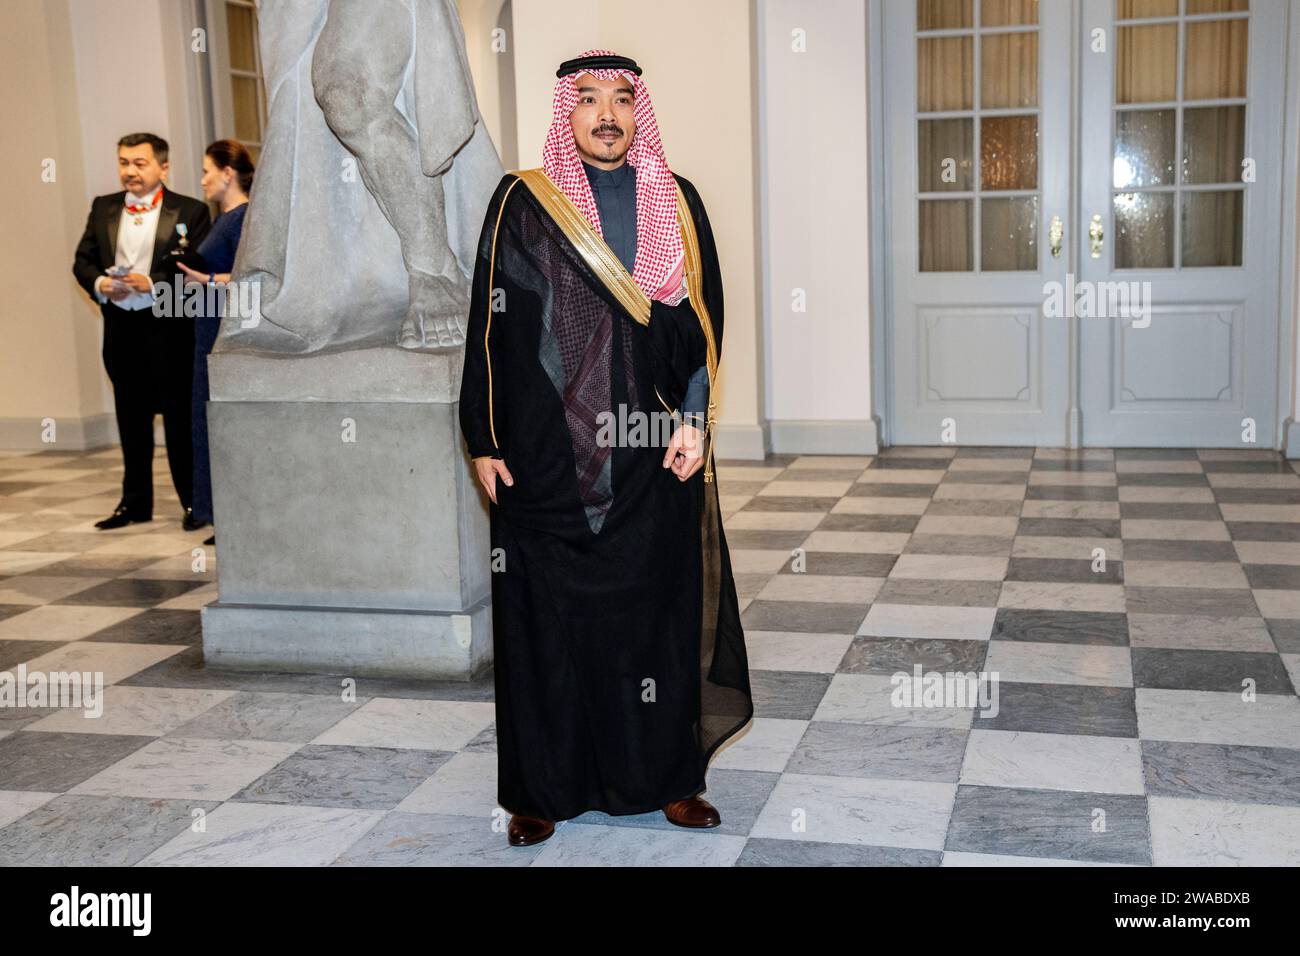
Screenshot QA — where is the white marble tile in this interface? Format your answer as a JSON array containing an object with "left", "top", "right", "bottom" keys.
[
  {"left": 1123, "top": 561, "right": 1249, "bottom": 589},
  {"left": 997, "top": 581, "right": 1126, "bottom": 613},
  {"left": 311, "top": 698, "right": 495, "bottom": 751},
  {"left": 799, "top": 531, "right": 911, "bottom": 554},
  {"left": 1149, "top": 796, "right": 1300, "bottom": 866},
  {"left": 1233, "top": 541, "right": 1300, "bottom": 565},
  {"left": 139, "top": 802, "right": 384, "bottom": 866},
  {"left": 758, "top": 480, "right": 853, "bottom": 498},
  {"left": 789, "top": 456, "right": 875, "bottom": 470},
  {"left": 71, "top": 737, "right": 301, "bottom": 800},
  {"left": 1120, "top": 520, "right": 1230, "bottom": 541},
  {"left": 0, "top": 604, "right": 145, "bottom": 643},
  {"left": 1136, "top": 689, "right": 1300, "bottom": 748},
  {"left": 742, "top": 631, "right": 856, "bottom": 673},
  {"left": 932, "top": 483, "right": 1025, "bottom": 501},
  {"left": 915, "top": 515, "right": 1020, "bottom": 537},
  {"left": 25, "top": 686, "right": 236, "bottom": 736},
  {"left": 1027, "top": 471, "right": 1117, "bottom": 486},
  {"left": 1251, "top": 589, "right": 1300, "bottom": 619},
  {"left": 1012, "top": 536, "right": 1123, "bottom": 560},
  {"left": 706, "top": 717, "right": 806, "bottom": 773},
  {"left": 1127, "top": 614, "right": 1275, "bottom": 652},
  {"left": 814, "top": 674, "right": 975, "bottom": 729},
  {"left": 1118, "top": 486, "right": 1216, "bottom": 503},
  {"left": 888, "top": 554, "right": 1008, "bottom": 581},
  {"left": 831, "top": 496, "right": 930, "bottom": 515},
  {"left": 729, "top": 549, "right": 794, "bottom": 574},
  {"left": 532, "top": 821, "right": 747, "bottom": 866},
  {"left": 859, "top": 603, "right": 997, "bottom": 641},
  {"left": 20, "top": 640, "right": 184, "bottom": 685},
  {"left": 856, "top": 468, "right": 947, "bottom": 484},
  {"left": 750, "top": 773, "right": 956, "bottom": 850},
  {"left": 397, "top": 751, "right": 499, "bottom": 817},
  {"left": 983, "top": 641, "right": 1133, "bottom": 687},
  {"left": 0, "top": 575, "right": 109, "bottom": 605},
  {"left": 1019, "top": 501, "right": 1120, "bottom": 520},
  {"left": 725, "top": 510, "right": 825, "bottom": 531},
  {"left": 0, "top": 790, "right": 59, "bottom": 829},
  {"left": 754, "top": 574, "right": 882, "bottom": 604},
  {"left": 941, "top": 851, "right": 1134, "bottom": 866},
  {"left": 960, "top": 729, "right": 1144, "bottom": 794}
]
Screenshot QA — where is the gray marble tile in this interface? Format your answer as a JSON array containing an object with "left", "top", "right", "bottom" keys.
[
  {"left": 1024, "top": 485, "right": 1119, "bottom": 501},
  {"left": 741, "top": 600, "right": 868, "bottom": 634},
  {"left": 1244, "top": 564, "right": 1300, "bottom": 590},
  {"left": 232, "top": 743, "right": 452, "bottom": 809},
  {"left": 1125, "top": 586, "right": 1259, "bottom": 617},
  {"left": 787, "top": 721, "right": 967, "bottom": 782},
  {"left": 166, "top": 691, "right": 364, "bottom": 742},
  {"left": 1005, "top": 558, "right": 1123, "bottom": 585},
  {"left": 904, "top": 534, "right": 1013, "bottom": 556},
  {"left": 0, "top": 730, "right": 154, "bottom": 791},
  {"left": 736, "top": 837, "right": 941, "bottom": 866},
  {"left": 991, "top": 609, "right": 1129, "bottom": 646},
  {"left": 1131, "top": 648, "right": 1295, "bottom": 694},
  {"left": 945, "top": 785, "right": 1151, "bottom": 864},
  {"left": 1122, "top": 539, "right": 1240, "bottom": 562},
  {"left": 874, "top": 579, "right": 1002, "bottom": 608},
  {"left": 840, "top": 636, "right": 988, "bottom": 675},
  {"left": 0, "top": 793, "right": 219, "bottom": 865},
  {"left": 139, "top": 802, "right": 385, "bottom": 866},
  {"left": 1143, "top": 740, "right": 1300, "bottom": 806},
  {"left": 1119, "top": 502, "right": 1222, "bottom": 521},
  {"left": 816, "top": 513, "right": 919, "bottom": 533},
  {"left": 1016, "top": 518, "right": 1122, "bottom": 538},
  {"left": 977, "top": 683, "right": 1139, "bottom": 737},
  {"left": 775, "top": 552, "right": 898, "bottom": 577},
  {"left": 331, "top": 810, "right": 537, "bottom": 865},
  {"left": 749, "top": 670, "right": 835, "bottom": 721}
]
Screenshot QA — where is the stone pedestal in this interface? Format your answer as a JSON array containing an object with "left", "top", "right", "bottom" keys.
[{"left": 200, "top": 346, "right": 491, "bottom": 680}]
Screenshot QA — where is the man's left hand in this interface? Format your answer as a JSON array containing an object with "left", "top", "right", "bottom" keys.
[
  {"left": 663, "top": 423, "right": 706, "bottom": 481},
  {"left": 122, "top": 272, "right": 152, "bottom": 293}
]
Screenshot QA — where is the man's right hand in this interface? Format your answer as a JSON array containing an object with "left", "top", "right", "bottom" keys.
[
  {"left": 97, "top": 277, "right": 131, "bottom": 302},
  {"left": 474, "top": 457, "right": 513, "bottom": 504}
]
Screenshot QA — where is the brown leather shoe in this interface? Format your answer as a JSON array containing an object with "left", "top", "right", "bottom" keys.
[
  {"left": 507, "top": 814, "right": 555, "bottom": 846},
  {"left": 662, "top": 795, "right": 721, "bottom": 828}
]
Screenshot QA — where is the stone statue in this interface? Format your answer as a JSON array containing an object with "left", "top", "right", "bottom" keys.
[{"left": 219, "top": 0, "right": 503, "bottom": 354}]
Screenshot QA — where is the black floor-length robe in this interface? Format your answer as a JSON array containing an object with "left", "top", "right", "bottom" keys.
[{"left": 458, "top": 167, "right": 753, "bottom": 821}]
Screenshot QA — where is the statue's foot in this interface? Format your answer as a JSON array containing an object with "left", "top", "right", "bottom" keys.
[{"left": 397, "top": 272, "right": 470, "bottom": 350}]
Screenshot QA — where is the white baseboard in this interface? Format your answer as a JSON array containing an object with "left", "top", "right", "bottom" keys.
[
  {"left": 769, "top": 418, "right": 880, "bottom": 455},
  {"left": 0, "top": 413, "right": 119, "bottom": 451}
]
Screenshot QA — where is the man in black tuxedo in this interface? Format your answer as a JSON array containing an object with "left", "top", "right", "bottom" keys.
[{"left": 72, "top": 133, "right": 211, "bottom": 530}]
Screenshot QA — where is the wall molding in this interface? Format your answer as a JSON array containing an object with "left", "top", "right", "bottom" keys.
[
  {"left": 769, "top": 417, "right": 880, "bottom": 455},
  {"left": 0, "top": 413, "right": 118, "bottom": 452}
]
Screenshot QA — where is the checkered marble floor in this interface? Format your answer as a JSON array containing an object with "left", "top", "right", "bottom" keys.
[{"left": 1, "top": 444, "right": 1298, "bottom": 866}]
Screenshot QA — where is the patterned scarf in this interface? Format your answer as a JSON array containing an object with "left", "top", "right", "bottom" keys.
[{"left": 542, "top": 48, "right": 687, "bottom": 306}]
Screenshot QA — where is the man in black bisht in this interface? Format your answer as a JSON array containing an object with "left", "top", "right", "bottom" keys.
[{"left": 458, "top": 50, "right": 752, "bottom": 846}]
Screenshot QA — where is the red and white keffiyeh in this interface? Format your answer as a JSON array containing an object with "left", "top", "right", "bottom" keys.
[{"left": 543, "top": 48, "right": 687, "bottom": 306}]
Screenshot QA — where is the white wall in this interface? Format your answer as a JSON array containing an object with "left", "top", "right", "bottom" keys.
[
  {"left": 757, "top": 0, "right": 876, "bottom": 454},
  {"left": 0, "top": 0, "right": 207, "bottom": 450}
]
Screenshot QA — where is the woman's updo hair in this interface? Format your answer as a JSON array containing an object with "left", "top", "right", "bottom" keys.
[{"left": 206, "top": 138, "right": 255, "bottom": 195}]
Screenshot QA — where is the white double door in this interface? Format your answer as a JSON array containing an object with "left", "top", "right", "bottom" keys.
[{"left": 882, "top": 0, "right": 1287, "bottom": 447}]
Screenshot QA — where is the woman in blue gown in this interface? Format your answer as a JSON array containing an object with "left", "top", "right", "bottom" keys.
[{"left": 177, "top": 139, "right": 253, "bottom": 545}]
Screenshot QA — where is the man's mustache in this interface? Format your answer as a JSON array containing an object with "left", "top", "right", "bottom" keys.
[{"left": 593, "top": 125, "right": 624, "bottom": 136}]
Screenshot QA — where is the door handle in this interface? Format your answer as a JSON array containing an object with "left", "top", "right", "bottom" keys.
[
  {"left": 1088, "top": 214, "right": 1104, "bottom": 259},
  {"left": 1049, "top": 215, "right": 1063, "bottom": 258}
]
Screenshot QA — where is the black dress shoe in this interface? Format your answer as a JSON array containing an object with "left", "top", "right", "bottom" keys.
[
  {"left": 94, "top": 505, "right": 151, "bottom": 530},
  {"left": 182, "top": 508, "right": 211, "bottom": 532}
]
